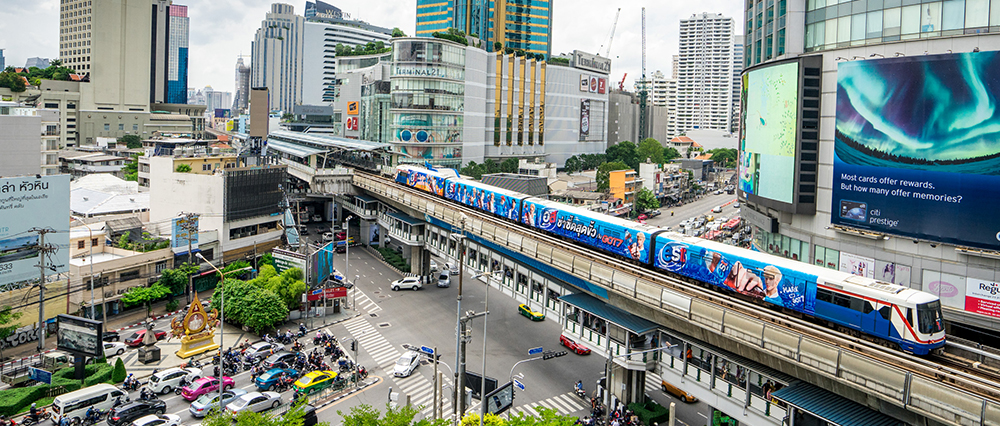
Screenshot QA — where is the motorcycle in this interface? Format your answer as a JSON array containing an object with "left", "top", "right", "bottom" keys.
[
  {"left": 122, "top": 378, "right": 140, "bottom": 392},
  {"left": 21, "top": 408, "right": 51, "bottom": 426},
  {"left": 574, "top": 386, "right": 587, "bottom": 399},
  {"left": 81, "top": 408, "right": 108, "bottom": 425},
  {"left": 357, "top": 365, "right": 368, "bottom": 379}
]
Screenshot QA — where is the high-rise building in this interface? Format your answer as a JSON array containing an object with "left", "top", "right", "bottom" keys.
[
  {"left": 415, "top": 0, "right": 553, "bottom": 58},
  {"left": 304, "top": 0, "right": 341, "bottom": 19},
  {"left": 731, "top": 35, "right": 744, "bottom": 134},
  {"left": 252, "top": 3, "right": 391, "bottom": 110},
  {"left": 671, "top": 55, "right": 678, "bottom": 79},
  {"left": 25, "top": 57, "right": 50, "bottom": 69},
  {"left": 743, "top": 0, "right": 799, "bottom": 67},
  {"left": 203, "top": 86, "right": 232, "bottom": 112},
  {"left": 233, "top": 57, "right": 251, "bottom": 113},
  {"left": 150, "top": 0, "right": 171, "bottom": 103},
  {"left": 166, "top": 4, "right": 189, "bottom": 104},
  {"left": 648, "top": 70, "right": 670, "bottom": 107},
  {"left": 0, "top": 49, "right": 4, "bottom": 70},
  {"left": 675, "top": 13, "right": 735, "bottom": 134}
]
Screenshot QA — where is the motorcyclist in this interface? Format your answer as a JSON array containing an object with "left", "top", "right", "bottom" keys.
[
  {"left": 28, "top": 403, "right": 38, "bottom": 423},
  {"left": 140, "top": 387, "right": 151, "bottom": 401},
  {"left": 86, "top": 407, "right": 98, "bottom": 422},
  {"left": 299, "top": 323, "right": 306, "bottom": 334},
  {"left": 575, "top": 380, "right": 583, "bottom": 392}
]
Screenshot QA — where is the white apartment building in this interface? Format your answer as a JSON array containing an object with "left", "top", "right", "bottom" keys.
[
  {"left": 676, "top": 13, "right": 735, "bottom": 134},
  {"left": 301, "top": 21, "right": 392, "bottom": 105},
  {"left": 0, "top": 101, "right": 42, "bottom": 177},
  {"left": 11, "top": 107, "right": 61, "bottom": 175},
  {"left": 731, "top": 35, "right": 744, "bottom": 135}
]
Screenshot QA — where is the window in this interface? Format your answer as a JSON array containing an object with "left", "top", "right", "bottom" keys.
[
  {"left": 202, "top": 164, "right": 211, "bottom": 171},
  {"left": 133, "top": 124, "right": 138, "bottom": 131},
  {"left": 118, "top": 123, "right": 124, "bottom": 131},
  {"left": 91, "top": 238, "right": 98, "bottom": 247},
  {"left": 817, "top": 288, "right": 833, "bottom": 303},
  {"left": 78, "top": 240, "right": 85, "bottom": 249},
  {"left": 103, "top": 123, "right": 109, "bottom": 131},
  {"left": 155, "top": 261, "right": 168, "bottom": 273},
  {"left": 119, "top": 269, "right": 141, "bottom": 282}
]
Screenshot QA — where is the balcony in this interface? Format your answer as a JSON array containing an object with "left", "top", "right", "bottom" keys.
[{"left": 377, "top": 211, "right": 425, "bottom": 246}]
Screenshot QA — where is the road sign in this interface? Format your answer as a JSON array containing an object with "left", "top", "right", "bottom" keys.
[
  {"left": 513, "top": 379, "right": 525, "bottom": 391},
  {"left": 528, "top": 346, "right": 543, "bottom": 355},
  {"left": 420, "top": 346, "right": 434, "bottom": 355},
  {"left": 30, "top": 368, "right": 51, "bottom": 385}
]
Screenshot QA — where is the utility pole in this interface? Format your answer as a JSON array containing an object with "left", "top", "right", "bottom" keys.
[
  {"left": 179, "top": 213, "right": 199, "bottom": 305},
  {"left": 29, "top": 227, "right": 58, "bottom": 353},
  {"left": 452, "top": 214, "right": 467, "bottom": 425}
]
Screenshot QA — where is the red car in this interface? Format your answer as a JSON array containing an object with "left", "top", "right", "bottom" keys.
[
  {"left": 124, "top": 329, "right": 167, "bottom": 347},
  {"left": 182, "top": 376, "right": 236, "bottom": 401},
  {"left": 560, "top": 334, "right": 591, "bottom": 355},
  {"left": 334, "top": 231, "right": 347, "bottom": 241}
]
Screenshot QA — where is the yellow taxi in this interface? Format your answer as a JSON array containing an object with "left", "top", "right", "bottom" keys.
[
  {"left": 293, "top": 370, "right": 339, "bottom": 394},
  {"left": 518, "top": 304, "right": 545, "bottom": 321}
]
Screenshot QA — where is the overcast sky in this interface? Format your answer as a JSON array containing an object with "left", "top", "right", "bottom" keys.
[{"left": 0, "top": 0, "right": 744, "bottom": 95}]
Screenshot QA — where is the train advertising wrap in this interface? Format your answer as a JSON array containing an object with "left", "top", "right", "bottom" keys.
[
  {"left": 521, "top": 200, "right": 651, "bottom": 263},
  {"left": 654, "top": 236, "right": 817, "bottom": 314},
  {"left": 397, "top": 167, "right": 446, "bottom": 196},
  {"left": 446, "top": 181, "right": 520, "bottom": 221}
]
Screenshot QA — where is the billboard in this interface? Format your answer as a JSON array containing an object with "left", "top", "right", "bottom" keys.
[
  {"left": 832, "top": 51, "right": 1000, "bottom": 250},
  {"left": 838, "top": 252, "right": 874, "bottom": 279},
  {"left": 580, "top": 100, "right": 591, "bottom": 138},
  {"left": 966, "top": 278, "right": 1000, "bottom": 318},
  {"left": 273, "top": 248, "right": 307, "bottom": 274},
  {"left": 0, "top": 175, "right": 70, "bottom": 289},
  {"left": 171, "top": 215, "right": 199, "bottom": 255},
  {"left": 56, "top": 314, "right": 102, "bottom": 358},
  {"left": 739, "top": 61, "right": 799, "bottom": 204}
]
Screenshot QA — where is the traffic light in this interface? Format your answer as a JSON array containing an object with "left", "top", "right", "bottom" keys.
[
  {"left": 542, "top": 350, "right": 567, "bottom": 360},
  {"left": 351, "top": 341, "right": 357, "bottom": 352}
]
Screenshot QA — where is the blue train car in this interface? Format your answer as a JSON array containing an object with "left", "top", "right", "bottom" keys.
[
  {"left": 521, "top": 198, "right": 658, "bottom": 264},
  {"left": 395, "top": 164, "right": 456, "bottom": 197},
  {"left": 444, "top": 179, "right": 522, "bottom": 222}
]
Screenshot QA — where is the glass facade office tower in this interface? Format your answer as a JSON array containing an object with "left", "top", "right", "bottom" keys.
[
  {"left": 415, "top": 0, "right": 552, "bottom": 58},
  {"left": 167, "top": 4, "right": 189, "bottom": 104}
]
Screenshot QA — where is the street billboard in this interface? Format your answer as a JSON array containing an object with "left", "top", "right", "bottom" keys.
[
  {"left": 580, "top": 100, "right": 591, "bottom": 138},
  {"left": 0, "top": 175, "right": 70, "bottom": 290},
  {"left": 56, "top": 314, "right": 102, "bottom": 358},
  {"left": 171, "top": 215, "right": 199, "bottom": 255},
  {"left": 832, "top": 51, "right": 1000, "bottom": 250},
  {"left": 273, "top": 248, "right": 307, "bottom": 274},
  {"left": 739, "top": 61, "right": 799, "bottom": 205}
]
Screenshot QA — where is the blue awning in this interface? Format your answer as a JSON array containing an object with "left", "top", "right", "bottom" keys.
[
  {"left": 770, "top": 383, "right": 904, "bottom": 426},
  {"left": 559, "top": 293, "right": 659, "bottom": 334},
  {"left": 384, "top": 211, "right": 424, "bottom": 226}
]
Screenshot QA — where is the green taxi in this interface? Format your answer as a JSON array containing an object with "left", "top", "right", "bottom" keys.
[{"left": 293, "top": 370, "right": 339, "bottom": 394}]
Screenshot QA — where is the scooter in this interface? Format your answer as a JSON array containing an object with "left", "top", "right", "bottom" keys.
[{"left": 574, "top": 386, "right": 587, "bottom": 399}]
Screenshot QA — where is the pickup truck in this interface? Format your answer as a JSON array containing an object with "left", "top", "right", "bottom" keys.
[{"left": 1, "top": 351, "right": 86, "bottom": 386}]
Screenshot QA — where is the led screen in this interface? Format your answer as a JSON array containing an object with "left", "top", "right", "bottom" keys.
[
  {"left": 739, "top": 61, "right": 800, "bottom": 204},
  {"left": 832, "top": 51, "right": 1000, "bottom": 250}
]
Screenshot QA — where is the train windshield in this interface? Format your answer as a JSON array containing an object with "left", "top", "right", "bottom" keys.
[{"left": 916, "top": 300, "right": 944, "bottom": 334}]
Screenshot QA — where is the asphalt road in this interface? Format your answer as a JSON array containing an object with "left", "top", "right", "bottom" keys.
[{"left": 645, "top": 191, "right": 741, "bottom": 230}]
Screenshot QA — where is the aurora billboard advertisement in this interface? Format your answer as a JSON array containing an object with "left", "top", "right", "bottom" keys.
[{"left": 832, "top": 51, "right": 1000, "bottom": 250}]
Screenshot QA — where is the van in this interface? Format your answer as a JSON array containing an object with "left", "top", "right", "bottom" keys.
[
  {"left": 437, "top": 272, "right": 451, "bottom": 288},
  {"left": 660, "top": 380, "right": 698, "bottom": 403},
  {"left": 53, "top": 383, "right": 128, "bottom": 423},
  {"left": 712, "top": 206, "right": 723, "bottom": 213}
]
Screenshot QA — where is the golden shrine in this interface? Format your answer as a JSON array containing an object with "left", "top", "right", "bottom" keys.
[{"left": 170, "top": 292, "right": 221, "bottom": 358}]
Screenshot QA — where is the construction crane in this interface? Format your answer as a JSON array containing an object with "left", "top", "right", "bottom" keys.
[
  {"left": 619, "top": 73, "right": 628, "bottom": 91},
  {"left": 639, "top": 7, "right": 648, "bottom": 140},
  {"left": 598, "top": 8, "right": 622, "bottom": 57}
]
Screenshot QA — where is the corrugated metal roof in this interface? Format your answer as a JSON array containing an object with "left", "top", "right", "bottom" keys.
[
  {"left": 267, "top": 139, "right": 326, "bottom": 158},
  {"left": 771, "top": 383, "right": 905, "bottom": 426},
  {"left": 269, "top": 130, "right": 391, "bottom": 151},
  {"left": 559, "top": 293, "right": 659, "bottom": 334}
]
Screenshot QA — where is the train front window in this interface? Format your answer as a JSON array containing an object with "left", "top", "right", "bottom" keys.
[{"left": 917, "top": 301, "right": 944, "bottom": 334}]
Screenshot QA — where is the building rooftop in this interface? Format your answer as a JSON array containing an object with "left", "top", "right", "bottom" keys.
[
  {"left": 70, "top": 223, "right": 107, "bottom": 240},
  {"left": 69, "top": 251, "right": 126, "bottom": 266},
  {"left": 71, "top": 174, "right": 139, "bottom": 195},
  {"left": 269, "top": 130, "right": 391, "bottom": 152},
  {"left": 71, "top": 188, "right": 149, "bottom": 216}
]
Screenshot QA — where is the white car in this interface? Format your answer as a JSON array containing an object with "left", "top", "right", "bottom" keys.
[
  {"left": 131, "top": 414, "right": 182, "bottom": 426},
  {"left": 103, "top": 341, "right": 128, "bottom": 358},
  {"left": 322, "top": 232, "right": 334, "bottom": 242},
  {"left": 391, "top": 277, "right": 422, "bottom": 291},
  {"left": 430, "top": 260, "right": 439, "bottom": 272},
  {"left": 146, "top": 367, "right": 202, "bottom": 394},
  {"left": 446, "top": 262, "right": 459, "bottom": 275},
  {"left": 245, "top": 341, "right": 283, "bottom": 360},
  {"left": 393, "top": 351, "right": 420, "bottom": 377},
  {"left": 225, "top": 391, "right": 282, "bottom": 415},
  {"left": 311, "top": 214, "right": 322, "bottom": 222}
]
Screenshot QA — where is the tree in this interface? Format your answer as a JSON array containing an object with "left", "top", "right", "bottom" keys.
[
  {"left": 596, "top": 161, "right": 629, "bottom": 192},
  {"left": 265, "top": 267, "right": 307, "bottom": 310},
  {"left": 563, "top": 156, "right": 582, "bottom": 174},
  {"left": 0, "top": 71, "right": 26, "bottom": 92},
  {"left": 635, "top": 187, "right": 660, "bottom": 213},
  {"left": 0, "top": 305, "right": 23, "bottom": 362},
  {"left": 121, "top": 154, "right": 139, "bottom": 181},
  {"left": 118, "top": 134, "right": 142, "bottom": 149},
  {"left": 507, "top": 406, "right": 579, "bottom": 426},
  {"left": 637, "top": 138, "right": 665, "bottom": 164},
  {"left": 176, "top": 164, "right": 192, "bottom": 173},
  {"left": 121, "top": 283, "right": 171, "bottom": 318},
  {"left": 460, "top": 161, "right": 484, "bottom": 180},
  {"left": 391, "top": 27, "right": 407, "bottom": 37},
  {"left": 663, "top": 146, "right": 681, "bottom": 161},
  {"left": 461, "top": 413, "right": 505, "bottom": 426},
  {"left": 500, "top": 158, "right": 519, "bottom": 173},
  {"left": 112, "top": 358, "right": 127, "bottom": 383},
  {"left": 338, "top": 403, "right": 449, "bottom": 426},
  {"left": 606, "top": 141, "right": 639, "bottom": 170},
  {"left": 260, "top": 253, "right": 275, "bottom": 269},
  {"left": 243, "top": 289, "right": 289, "bottom": 334},
  {"left": 199, "top": 399, "right": 329, "bottom": 426},
  {"left": 579, "top": 153, "right": 606, "bottom": 170},
  {"left": 494, "top": 41, "right": 503, "bottom": 51},
  {"left": 708, "top": 148, "right": 738, "bottom": 168},
  {"left": 158, "top": 262, "right": 198, "bottom": 296},
  {"left": 282, "top": 112, "right": 295, "bottom": 122}
]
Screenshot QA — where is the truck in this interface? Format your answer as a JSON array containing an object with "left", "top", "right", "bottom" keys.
[{"left": 1, "top": 351, "right": 82, "bottom": 387}]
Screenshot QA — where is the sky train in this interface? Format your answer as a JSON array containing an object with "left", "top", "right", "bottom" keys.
[{"left": 394, "top": 164, "right": 947, "bottom": 355}]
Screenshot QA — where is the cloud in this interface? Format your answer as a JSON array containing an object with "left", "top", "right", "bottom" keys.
[{"left": 3, "top": 0, "right": 744, "bottom": 97}]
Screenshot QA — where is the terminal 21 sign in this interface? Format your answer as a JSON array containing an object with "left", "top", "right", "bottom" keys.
[{"left": 572, "top": 50, "right": 611, "bottom": 74}]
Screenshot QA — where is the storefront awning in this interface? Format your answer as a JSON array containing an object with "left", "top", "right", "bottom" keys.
[
  {"left": 559, "top": 293, "right": 659, "bottom": 334},
  {"left": 771, "top": 383, "right": 905, "bottom": 426}
]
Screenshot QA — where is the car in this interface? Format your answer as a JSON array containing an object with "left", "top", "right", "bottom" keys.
[
  {"left": 103, "top": 341, "right": 128, "bottom": 358},
  {"left": 299, "top": 227, "right": 310, "bottom": 236},
  {"left": 181, "top": 376, "right": 235, "bottom": 401},
  {"left": 518, "top": 304, "right": 545, "bottom": 321},
  {"left": 335, "top": 244, "right": 346, "bottom": 253},
  {"left": 245, "top": 341, "right": 283, "bottom": 360},
  {"left": 188, "top": 388, "right": 247, "bottom": 418},
  {"left": 255, "top": 368, "right": 299, "bottom": 391},
  {"left": 322, "top": 232, "right": 334, "bottom": 242},
  {"left": 146, "top": 367, "right": 202, "bottom": 395},
  {"left": 393, "top": 351, "right": 420, "bottom": 377},
  {"left": 711, "top": 206, "right": 723, "bottom": 213},
  {"left": 648, "top": 210, "right": 662, "bottom": 218},
  {"left": 391, "top": 276, "right": 422, "bottom": 291},
  {"left": 661, "top": 380, "right": 698, "bottom": 403},
  {"left": 293, "top": 370, "right": 339, "bottom": 394},
  {"left": 311, "top": 214, "right": 322, "bottom": 223},
  {"left": 637, "top": 214, "right": 648, "bottom": 221},
  {"left": 334, "top": 231, "right": 347, "bottom": 241},
  {"left": 430, "top": 260, "right": 439, "bottom": 272},
  {"left": 559, "top": 334, "right": 591, "bottom": 355},
  {"left": 446, "top": 262, "right": 459, "bottom": 275},
  {"left": 102, "top": 331, "right": 120, "bottom": 342},
  {"left": 733, "top": 202, "right": 740, "bottom": 208},
  {"left": 225, "top": 391, "right": 282, "bottom": 415},
  {"left": 437, "top": 272, "right": 451, "bottom": 288},
  {"left": 123, "top": 329, "right": 167, "bottom": 347},
  {"left": 261, "top": 351, "right": 298, "bottom": 370},
  {"left": 106, "top": 399, "right": 167, "bottom": 426},
  {"left": 130, "top": 414, "right": 182, "bottom": 426}
]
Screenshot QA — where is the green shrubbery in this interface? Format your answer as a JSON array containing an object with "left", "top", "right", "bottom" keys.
[
  {"left": 627, "top": 400, "right": 670, "bottom": 425},
  {"left": 375, "top": 247, "right": 411, "bottom": 272},
  {"left": 0, "top": 362, "right": 116, "bottom": 417}
]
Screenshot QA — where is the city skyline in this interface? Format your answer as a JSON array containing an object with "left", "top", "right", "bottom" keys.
[{"left": 0, "top": 0, "right": 743, "bottom": 99}]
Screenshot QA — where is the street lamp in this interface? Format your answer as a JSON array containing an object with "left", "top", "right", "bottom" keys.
[
  {"left": 451, "top": 213, "right": 468, "bottom": 425},
  {"left": 470, "top": 269, "right": 502, "bottom": 426},
  {"left": 195, "top": 252, "right": 230, "bottom": 409},
  {"left": 343, "top": 215, "right": 353, "bottom": 314}
]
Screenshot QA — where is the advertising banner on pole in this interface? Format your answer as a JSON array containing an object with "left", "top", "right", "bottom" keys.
[
  {"left": 832, "top": 51, "right": 1000, "bottom": 250},
  {"left": 0, "top": 175, "right": 69, "bottom": 290},
  {"left": 171, "top": 216, "right": 199, "bottom": 255}
]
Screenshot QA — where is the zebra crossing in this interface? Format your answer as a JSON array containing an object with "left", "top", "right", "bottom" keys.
[
  {"left": 340, "top": 316, "right": 453, "bottom": 418},
  {"left": 509, "top": 392, "right": 589, "bottom": 417},
  {"left": 348, "top": 287, "right": 381, "bottom": 313},
  {"left": 645, "top": 371, "right": 663, "bottom": 393}
]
